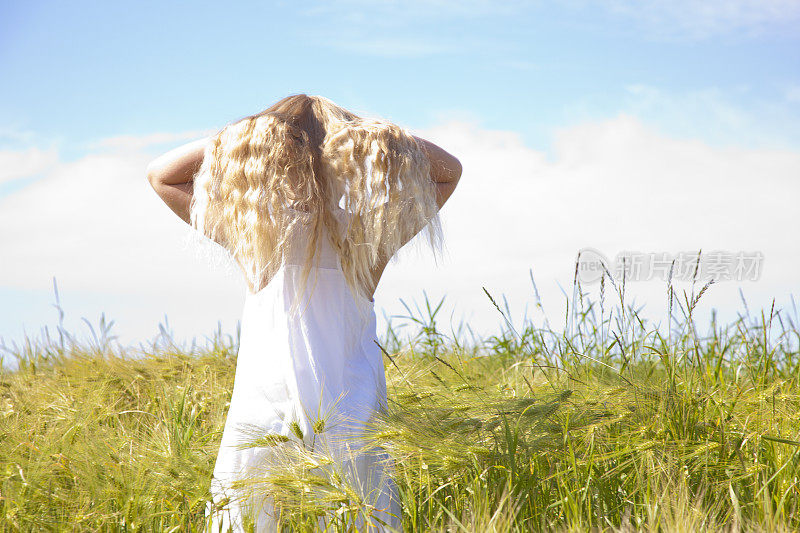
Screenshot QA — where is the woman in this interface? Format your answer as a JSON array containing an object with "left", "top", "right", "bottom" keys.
[{"left": 146, "top": 94, "right": 462, "bottom": 531}]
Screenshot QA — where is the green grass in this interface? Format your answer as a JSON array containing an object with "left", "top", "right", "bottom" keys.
[{"left": 1, "top": 268, "right": 798, "bottom": 532}]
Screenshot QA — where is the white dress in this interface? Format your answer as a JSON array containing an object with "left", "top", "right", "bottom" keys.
[{"left": 205, "top": 207, "right": 403, "bottom": 532}]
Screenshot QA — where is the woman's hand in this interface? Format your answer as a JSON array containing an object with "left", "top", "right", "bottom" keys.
[{"left": 146, "top": 136, "right": 210, "bottom": 224}]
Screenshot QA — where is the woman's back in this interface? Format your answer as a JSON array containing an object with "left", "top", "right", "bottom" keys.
[{"left": 206, "top": 206, "right": 403, "bottom": 532}]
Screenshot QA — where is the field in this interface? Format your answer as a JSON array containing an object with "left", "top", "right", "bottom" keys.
[{"left": 1, "top": 271, "right": 799, "bottom": 532}]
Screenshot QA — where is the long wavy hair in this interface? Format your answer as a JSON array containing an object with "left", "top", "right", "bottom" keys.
[{"left": 189, "top": 94, "right": 443, "bottom": 312}]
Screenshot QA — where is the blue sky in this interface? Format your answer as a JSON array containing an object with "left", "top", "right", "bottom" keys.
[
  {"left": 3, "top": 0, "right": 799, "bottom": 158},
  {"left": 1, "top": 0, "right": 799, "bottom": 355}
]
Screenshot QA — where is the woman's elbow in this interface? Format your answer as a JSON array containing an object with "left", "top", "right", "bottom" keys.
[
  {"left": 452, "top": 156, "right": 463, "bottom": 180},
  {"left": 146, "top": 161, "right": 163, "bottom": 187},
  {"left": 443, "top": 155, "right": 462, "bottom": 184}
]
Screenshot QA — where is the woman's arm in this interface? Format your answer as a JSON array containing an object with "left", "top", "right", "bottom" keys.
[
  {"left": 147, "top": 136, "right": 257, "bottom": 286},
  {"left": 146, "top": 136, "right": 210, "bottom": 224},
  {"left": 413, "top": 135, "right": 462, "bottom": 209}
]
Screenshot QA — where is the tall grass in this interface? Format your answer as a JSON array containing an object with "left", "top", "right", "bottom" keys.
[{"left": 0, "top": 267, "right": 798, "bottom": 532}]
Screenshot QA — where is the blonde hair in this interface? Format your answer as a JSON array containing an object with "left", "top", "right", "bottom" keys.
[{"left": 189, "top": 94, "right": 443, "bottom": 313}]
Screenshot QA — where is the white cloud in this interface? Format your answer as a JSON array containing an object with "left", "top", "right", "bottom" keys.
[
  {"left": 322, "top": 37, "right": 456, "bottom": 58},
  {"left": 0, "top": 148, "right": 243, "bottom": 295},
  {"left": 302, "top": 0, "right": 800, "bottom": 43},
  {"left": 1, "top": 116, "right": 798, "bottom": 350},
  {"left": 84, "top": 129, "right": 218, "bottom": 152},
  {"left": 592, "top": 0, "right": 800, "bottom": 40},
  {"left": 786, "top": 84, "right": 800, "bottom": 103},
  {"left": 0, "top": 146, "right": 60, "bottom": 184},
  {"left": 391, "top": 113, "right": 800, "bottom": 337},
  {"left": 0, "top": 145, "right": 247, "bottom": 349},
  {"left": 0, "top": 126, "right": 37, "bottom": 144},
  {"left": 300, "top": 0, "right": 528, "bottom": 20},
  {"left": 296, "top": 0, "right": 800, "bottom": 61},
  {"left": 297, "top": 0, "right": 522, "bottom": 57},
  {"left": 603, "top": 84, "right": 800, "bottom": 150}
]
